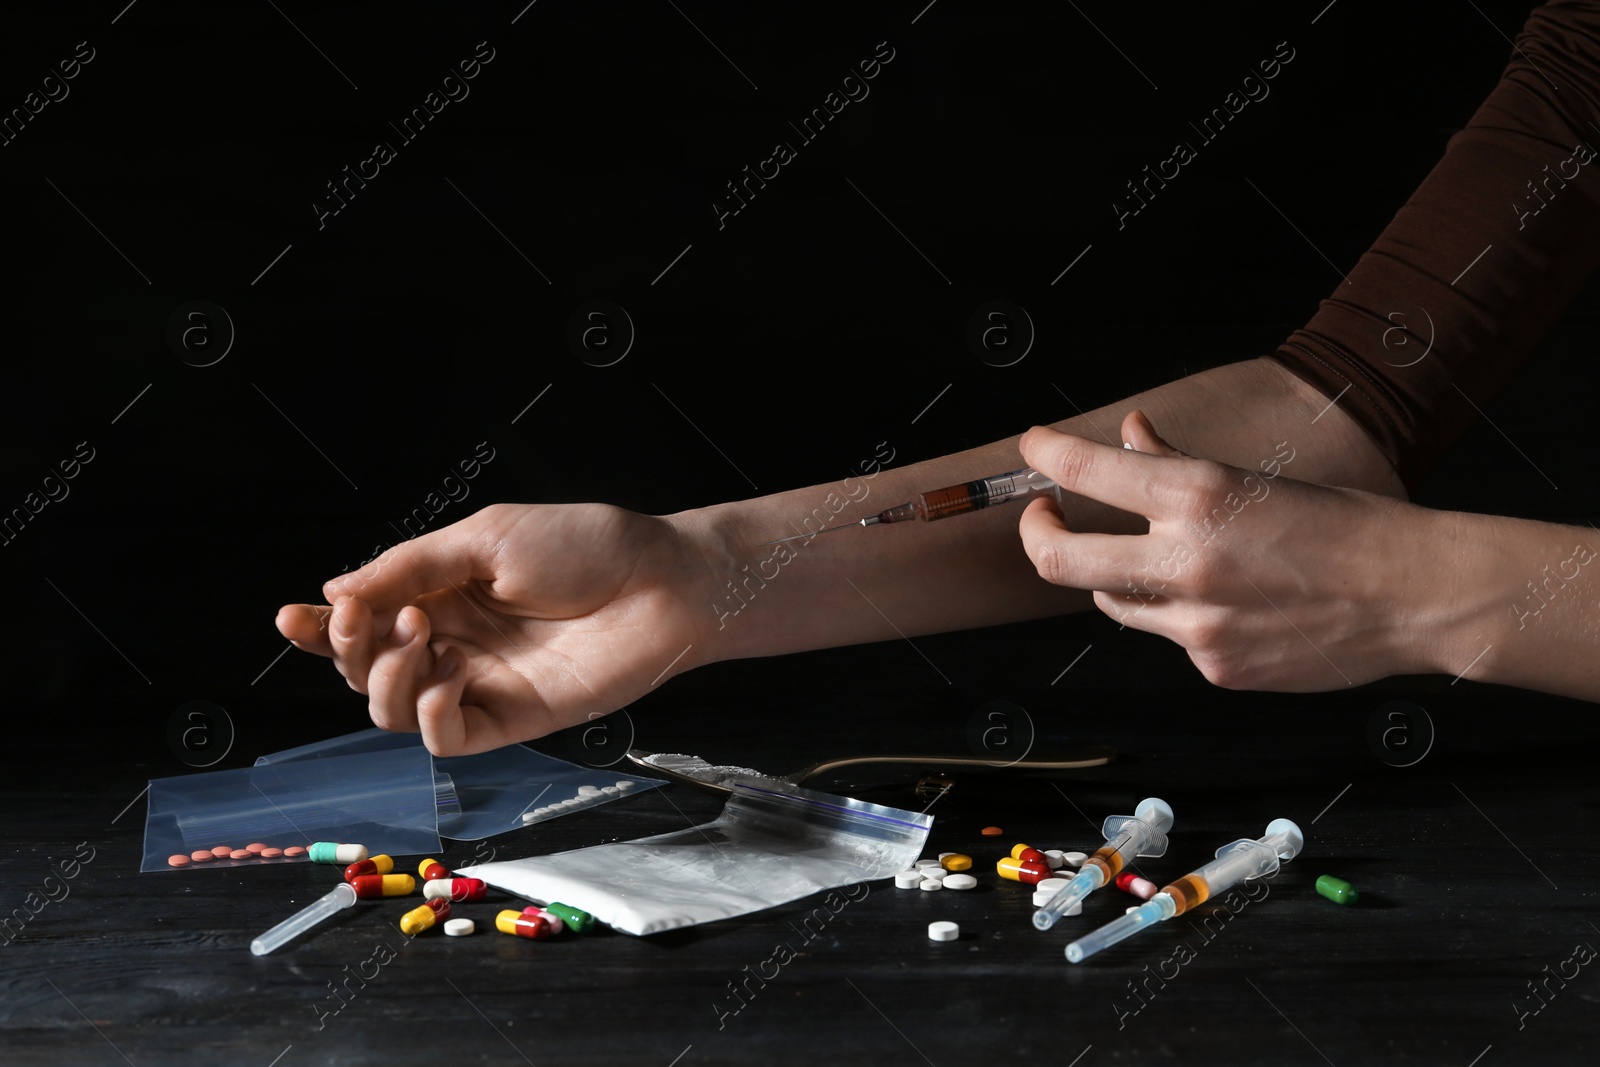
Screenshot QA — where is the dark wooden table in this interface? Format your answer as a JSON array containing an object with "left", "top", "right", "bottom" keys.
[{"left": 5, "top": 621, "right": 1596, "bottom": 1066}]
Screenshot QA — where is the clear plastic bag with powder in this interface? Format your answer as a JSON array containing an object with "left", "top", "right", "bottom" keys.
[{"left": 457, "top": 782, "right": 932, "bottom": 935}]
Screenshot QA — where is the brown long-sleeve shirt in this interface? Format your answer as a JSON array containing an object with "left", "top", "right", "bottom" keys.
[{"left": 1266, "top": 0, "right": 1600, "bottom": 493}]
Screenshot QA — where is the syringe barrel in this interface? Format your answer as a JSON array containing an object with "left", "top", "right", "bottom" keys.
[
  {"left": 1065, "top": 893, "right": 1176, "bottom": 963},
  {"left": 918, "top": 467, "right": 1061, "bottom": 522},
  {"left": 251, "top": 882, "right": 358, "bottom": 956},
  {"left": 1192, "top": 838, "right": 1280, "bottom": 895},
  {"left": 1032, "top": 865, "right": 1102, "bottom": 930}
]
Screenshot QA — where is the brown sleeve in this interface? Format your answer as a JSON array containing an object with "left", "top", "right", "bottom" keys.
[{"left": 1266, "top": 0, "right": 1600, "bottom": 494}]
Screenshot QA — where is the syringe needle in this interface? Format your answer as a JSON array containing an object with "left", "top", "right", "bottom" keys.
[{"left": 760, "top": 517, "right": 879, "bottom": 546}]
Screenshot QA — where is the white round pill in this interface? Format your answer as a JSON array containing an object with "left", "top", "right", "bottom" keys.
[
  {"left": 938, "top": 852, "right": 955, "bottom": 859},
  {"left": 1033, "top": 878, "right": 1071, "bottom": 898},
  {"left": 616, "top": 780, "right": 638, "bottom": 791},
  {"left": 895, "top": 870, "right": 925, "bottom": 889},
  {"left": 921, "top": 867, "right": 947, "bottom": 881},
  {"left": 521, "top": 811, "right": 539, "bottom": 823},
  {"left": 919, "top": 879, "right": 943, "bottom": 892},
  {"left": 1126, "top": 905, "right": 1139, "bottom": 914},
  {"left": 601, "top": 786, "right": 621, "bottom": 796},
  {"left": 915, "top": 859, "right": 942, "bottom": 870},
  {"left": 1043, "top": 850, "right": 1066, "bottom": 869},
  {"left": 444, "top": 918, "right": 475, "bottom": 937},
  {"left": 928, "top": 921, "right": 960, "bottom": 942},
  {"left": 942, "top": 873, "right": 977, "bottom": 890},
  {"left": 578, "top": 785, "right": 602, "bottom": 797},
  {"left": 1063, "top": 851, "right": 1088, "bottom": 867}
]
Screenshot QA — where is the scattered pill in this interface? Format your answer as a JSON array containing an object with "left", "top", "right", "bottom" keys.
[
  {"left": 189, "top": 850, "right": 213, "bottom": 863},
  {"left": 942, "top": 874, "right": 977, "bottom": 891},
  {"left": 350, "top": 874, "right": 415, "bottom": 899},
  {"left": 345, "top": 855, "right": 396, "bottom": 881},
  {"left": 423, "top": 877, "right": 488, "bottom": 903},
  {"left": 997, "top": 856, "right": 1053, "bottom": 885},
  {"left": 544, "top": 901, "right": 596, "bottom": 933},
  {"left": 283, "top": 846, "right": 307, "bottom": 858},
  {"left": 400, "top": 899, "right": 452, "bottom": 935},
  {"left": 522, "top": 906, "right": 566, "bottom": 934},
  {"left": 210, "top": 846, "right": 233, "bottom": 859},
  {"left": 919, "top": 879, "right": 943, "bottom": 892},
  {"left": 1062, "top": 851, "right": 1087, "bottom": 867},
  {"left": 915, "top": 858, "right": 943, "bottom": 870},
  {"left": 601, "top": 786, "right": 621, "bottom": 796},
  {"left": 1033, "top": 878, "right": 1071, "bottom": 897},
  {"left": 1316, "top": 874, "right": 1359, "bottom": 906},
  {"left": 444, "top": 918, "right": 475, "bottom": 937},
  {"left": 578, "top": 785, "right": 602, "bottom": 797},
  {"left": 245, "top": 843, "right": 269, "bottom": 854},
  {"left": 941, "top": 854, "right": 973, "bottom": 872},
  {"left": 895, "top": 870, "right": 925, "bottom": 889},
  {"left": 259, "top": 848, "right": 283, "bottom": 859},
  {"left": 497, "top": 909, "right": 553, "bottom": 940},
  {"left": 1043, "top": 850, "right": 1067, "bottom": 869},
  {"left": 521, "top": 812, "right": 541, "bottom": 823},
  {"left": 1016, "top": 847, "right": 1046, "bottom": 865},
  {"left": 309, "top": 842, "right": 368, "bottom": 864},
  {"left": 418, "top": 858, "right": 450, "bottom": 882},
  {"left": 229, "top": 850, "right": 253, "bottom": 860},
  {"left": 1115, "top": 872, "right": 1158, "bottom": 901},
  {"left": 167, "top": 854, "right": 191, "bottom": 868},
  {"left": 922, "top": 868, "right": 948, "bottom": 882},
  {"left": 1009, "top": 844, "right": 1036, "bottom": 861},
  {"left": 927, "top": 921, "right": 960, "bottom": 942},
  {"left": 938, "top": 852, "right": 955, "bottom": 859},
  {"left": 980, "top": 826, "right": 1004, "bottom": 836},
  {"left": 616, "top": 780, "right": 638, "bottom": 791}
]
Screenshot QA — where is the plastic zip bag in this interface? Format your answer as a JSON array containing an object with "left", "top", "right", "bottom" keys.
[
  {"left": 456, "top": 783, "right": 933, "bottom": 935},
  {"left": 142, "top": 728, "right": 664, "bottom": 872}
]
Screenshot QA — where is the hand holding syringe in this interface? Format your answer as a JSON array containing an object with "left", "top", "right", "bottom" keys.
[
  {"left": 1032, "top": 797, "right": 1175, "bottom": 930},
  {"left": 1064, "top": 818, "right": 1305, "bottom": 963},
  {"left": 764, "top": 467, "right": 1062, "bottom": 545}
]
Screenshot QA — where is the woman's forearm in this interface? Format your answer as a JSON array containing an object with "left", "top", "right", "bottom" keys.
[
  {"left": 674, "top": 356, "right": 1406, "bottom": 664},
  {"left": 1416, "top": 509, "right": 1600, "bottom": 701}
]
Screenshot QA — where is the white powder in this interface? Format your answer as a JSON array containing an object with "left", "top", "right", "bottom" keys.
[{"left": 642, "top": 753, "right": 785, "bottom": 788}]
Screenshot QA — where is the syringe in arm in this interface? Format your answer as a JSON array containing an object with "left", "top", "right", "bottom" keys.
[
  {"left": 1064, "top": 818, "right": 1304, "bottom": 963},
  {"left": 1032, "top": 797, "right": 1174, "bottom": 931}
]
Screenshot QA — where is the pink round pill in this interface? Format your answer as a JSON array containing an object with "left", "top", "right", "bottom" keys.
[
  {"left": 167, "top": 854, "right": 191, "bottom": 867},
  {"left": 259, "top": 847, "right": 284, "bottom": 859},
  {"left": 283, "top": 846, "right": 307, "bottom": 857},
  {"left": 229, "top": 849, "right": 252, "bottom": 860},
  {"left": 245, "top": 842, "right": 268, "bottom": 854},
  {"left": 189, "top": 850, "right": 213, "bottom": 863},
  {"left": 210, "top": 846, "right": 232, "bottom": 858}
]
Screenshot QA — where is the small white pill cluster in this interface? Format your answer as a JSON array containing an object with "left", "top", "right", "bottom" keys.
[{"left": 522, "top": 780, "right": 639, "bottom": 823}]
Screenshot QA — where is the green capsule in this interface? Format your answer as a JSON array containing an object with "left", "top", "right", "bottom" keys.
[
  {"left": 545, "top": 901, "right": 596, "bottom": 933},
  {"left": 1315, "top": 874, "right": 1359, "bottom": 906}
]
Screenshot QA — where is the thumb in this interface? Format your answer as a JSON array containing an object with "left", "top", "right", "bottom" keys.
[{"left": 1121, "top": 409, "right": 1189, "bottom": 458}]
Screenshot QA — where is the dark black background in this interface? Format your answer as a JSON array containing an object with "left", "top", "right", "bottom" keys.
[{"left": 2, "top": 2, "right": 1596, "bottom": 1064}]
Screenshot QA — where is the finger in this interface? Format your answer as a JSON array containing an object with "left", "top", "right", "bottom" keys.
[
  {"left": 329, "top": 596, "right": 377, "bottom": 694},
  {"left": 323, "top": 511, "right": 502, "bottom": 617},
  {"left": 277, "top": 604, "right": 334, "bottom": 657},
  {"left": 365, "top": 605, "right": 432, "bottom": 733},
  {"left": 1121, "top": 409, "right": 1189, "bottom": 458},
  {"left": 1093, "top": 587, "right": 1176, "bottom": 634},
  {"left": 1017, "top": 495, "right": 1150, "bottom": 590},
  {"left": 1020, "top": 424, "right": 1171, "bottom": 516},
  {"left": 420, "top": 659, "right": 565, "bottom": 757}
]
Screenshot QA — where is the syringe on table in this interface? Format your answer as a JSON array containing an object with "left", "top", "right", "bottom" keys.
[
  {"left": 1064, "top": 818, "right": 1305, "bottom": 963},
  {"left": 1032, "top": 798, "right": 1174, "bottom": 931},
  {"left": 763, "top": 467, "right": 1061, "bottom": 545}
]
